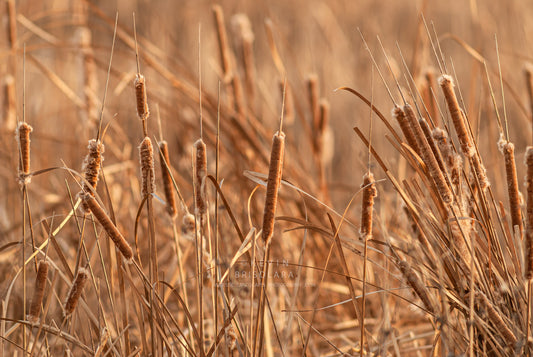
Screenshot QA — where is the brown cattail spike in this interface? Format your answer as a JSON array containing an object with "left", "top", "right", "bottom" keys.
[
  {"left": 28, "top": 260, "right": 49, "bottom": 323},
  {"left": 213, "top": 5, "right": 231, "bottom": 79},
  {"left": 16, "top": 121, "right": 33, "bottom": 184},
  {"left": 498, "top": 137, "right": 523, "bottom": 232},
  {"left": 262, "top": 131, "right": 285, "bottom": 244},
  {"left": 476, "top": 292, "right": 518, "bottom": 348},
  {"left": 360, "top": 172, "right": 377, "bottom": 238},
  {"left": 398, "top": 260, "right": 434, "bottom": 314},
  {"left": 525, "top": 147, "right": 533, "bottom": 279},
  {"left": 404, "top": 104, "right": 453, "bottom": 205},
  {"left": 392, "top": 106, "right": 420, "bottom": 156},
  {"left": 134, "top": 74, "right": 149, "bottom": 120},
  {"left": 82, "top": 193, "right": 133, "bottom": 261},
  {"left": 139, "top": 137, "right": 155, "bottom": 197},
  {"left": 194, "top": 139, "right": 207, "bottom": 220},
  {"left": 63, "top": 268, "right": 89, "bottom": 317},
  {"left": 307, "top": 74, "right": 319, "bottom": 136},
  {"left": 159, "top": 140, "right": 177, "bottom": 218},
  {"left": 438, "top": 75, "right": 475, "bottom": 158}
]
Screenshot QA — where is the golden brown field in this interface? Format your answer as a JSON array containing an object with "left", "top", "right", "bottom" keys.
[{"left": 2, "top": 0, "right": 533, "bottom": 355}]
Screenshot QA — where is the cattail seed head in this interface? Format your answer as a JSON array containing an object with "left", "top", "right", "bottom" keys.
[
  {"left": 79, "top": 139, "right": 105, "bottom": 213},
  {"left": 16, "top": 122, "right": 33, "bottom": 184},
  {"left": 194, "top": 139, "right": 207, "bottom": 221},
  {"left": 63, "top": 268, "right": 89, "bottom": 317},
  {"left": 498, "top": 137, "right": 522, "bottom": 231},
  {"left": 392, "top": 106, "right": 420, "bottom": 156},
  {"left": 261, "top": 131, "right": 285, "bottom": 243},
  {"left": 82, "top": 193, "right": 133, "bottom": 261},
  {"left": 28, "top": 260, "right": 49, "bottom": 323},
  {"left": 449, "top": 204, "right": 473, "bottom": 269},
  {"left": 213, "top": 5, "right": 231, "bottom": 79},
  {"left": 139, "top": 137, "right": 156, "bottom": 197},
  {"left": 404, "top": 104, "right": 453, "bottom": 205},
  {"left": 438, "top": 75, "right": 475, "bottom": 157},
  {"left": 181, "top": 213, "right": 196, "bottom": 241},
  {"left": 476, "top": 292, "right": 518, "bottom": 348},
  {"left": 134, "top": 74, "right": 149, "bottom": 120},
  {"left": 398, "top": 260, "right": 434, "bottom": 314},
  {"left": 360, "top": 172, "right": 377, "bottom": 238},
  {"left": 159, "top": 140, "right": 177, "bottom": 218}
]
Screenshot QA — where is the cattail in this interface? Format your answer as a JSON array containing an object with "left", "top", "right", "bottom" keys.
[
  {"left": 314, "top": 99, "right": 329, "bottom": 154},
  {"left": 360, "top": 172, "right": 377, "bottom": 238},
  {"left": 134, "top": 74, "right": 149, "bottom": 120},
  {"left": 63, "top": 268, "right": 89, "bottom": 317},
  {"left": 476, "top": 292, "right": 518, "bottom": 348},
  {"left": 139, "top": 137, "right": 155, "bottom": 197},
  {"left": 438, "top": 75, "right": 475, "bottom": 158},
  {"left": 525, "top": 147, "right": 533, "bottom": 279},
  {"left": 231, "top": 74, "right": 246, "bottom": 119},
  {"left": 497, "top": 136, "right": 523, "bottom": 232},
  {"left": 16, "top": 121, "right": 33, "bottom": 184},
  {"left": 226, "top": 323, "right": 237, "bottom": 351},
  {"left": 261, "top": 131, "right": 285, "bottom": 243},
  {"left": 213, "top": 5, "right": 232, "bottom": 80},
  {"left": 158, "top": 140, "right": 177, "bottom": 218},
  {"left": 28, "top": 260, "right": 49, "bottom": 323},
  {"left": 398, "top": 260, "right": 434, "bottom": 314},
  {"left": 525, "top": 64, "right": 533, "bottom": 120},
  {"left": 194, "top": 139, "right": 207, "bottom": 220},
  {"left": 433, "top": 128, "right": 463, "bottom": 188},
  {"left": 82, "top": 193, "right": 133, "bottom": 261},
  {"left": 4, "top": 75, "right": 16, "bottom": 131},
  {"left": 470, "top": 151, "right": 490, "bottom": 191},
  {"left": 232, "top": 14, "right": 256, "bottom": 105},
  {"left": 392, "top": 106, "right": 420, "bottom": 156},
  {"left": 181, "top": 212, "right": 196, "bottom": 241},
  {"left": 419, "top": 118, "right": 446, "bottom": 175},
  {"left": 404, "top": 104, "right": 453, "bottom": 205},
  {"left": 307, "top": 74, "right": 319, "bottom": 136},
  {"left": 81, "top": 139, "right": 104, "bottom": 194}
]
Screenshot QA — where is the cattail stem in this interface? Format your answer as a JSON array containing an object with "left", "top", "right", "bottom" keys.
[
  {"left": 64, "top": 268, "right": 89, "bottom": 317},
  {"left": 360, "top": 172, "right": 377, "bottom": 238},
  {"left": 194, "top": 139, "right": 207, "bottom": 221},
  {"left": 28, "top": 260, "right": 49, "bottom": 323},
  {"left": 139, "top": 137, "right": 155, "bottom": 197},
  {"left": 262, "top": 131, "right": 285, "bottom": 243},
  {"left": 82, "top": 194, "right": 133, "bottom": 261},
  {"left": 158, "top": 140, "right": 177, "bottom": 218},
  {"left": 16, "top": 122, "right": 32, "bottom": 184},
  {"left": 525, "top": 147, "right": 533, "bottom": 279}
]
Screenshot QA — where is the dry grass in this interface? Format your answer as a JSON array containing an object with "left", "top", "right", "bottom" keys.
[{"left": 3, "top": 1, "right": 533, "bottom": 356}]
